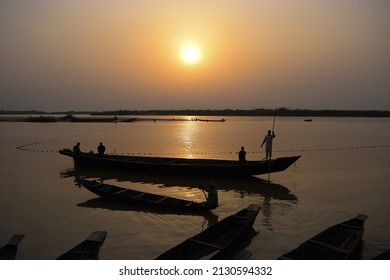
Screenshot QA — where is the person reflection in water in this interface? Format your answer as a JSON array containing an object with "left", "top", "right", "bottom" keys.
[{"left": 238, "top": 146, "right": 247, "bottom": 164}]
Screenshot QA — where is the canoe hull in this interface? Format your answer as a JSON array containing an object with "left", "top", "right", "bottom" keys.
[
  {"left": 57, "top": 231, "right": 107, "bottom": 260},
  {"left": 0, "top": 235, "right": 25, "bottom": 260},
  {"left": 78, "top": 179, "right": 214, "bottom": 211},
  {"left": 156, "top": 204, "right": 261, "bottom": 260},
  {"left": 59, "top": 149, "right": 300, "bottom": 176},
  {"left": 278, "top": 214, "right": 368, "bottom": 260}
]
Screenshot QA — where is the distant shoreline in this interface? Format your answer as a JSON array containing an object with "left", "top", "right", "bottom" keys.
[
  {"left": 0, "top": 114, "right": 226, "bottom": 123},
  {"left": 1, "top": 108, "right": 390, "bottom": 122}
]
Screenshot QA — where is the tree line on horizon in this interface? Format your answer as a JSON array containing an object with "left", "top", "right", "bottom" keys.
[{"left": 1, "top": 108, "right": 390, "bottom": 117}]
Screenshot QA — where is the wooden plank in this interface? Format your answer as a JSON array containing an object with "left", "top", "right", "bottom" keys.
[
  {"left": 308, "top": 239, "right": 350, "bottom": 254},
  {"left": 131, "top": 193, "right": 145, "bottom": 199},
  {"left": 154, "top": 197, "right": 168, "bottom": 203},
  {"left": 112, "top": 189, "right": 128, "bottom": 195},
  {"left": 188, "top": 238, "right": 224, "bottom": 249}
]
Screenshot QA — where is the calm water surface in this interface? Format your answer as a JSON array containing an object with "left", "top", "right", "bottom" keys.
[{"left": 0, "top": 116, "right": 389, "bottom": 259}]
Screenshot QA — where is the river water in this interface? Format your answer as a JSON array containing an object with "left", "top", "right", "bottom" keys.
[{"left": 0, "top": 116, "right": 389, "bottom": 260}]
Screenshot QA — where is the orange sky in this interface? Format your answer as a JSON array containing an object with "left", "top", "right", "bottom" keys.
[{"left": 1, "top": 1, "right": 389, "bottom": 111}]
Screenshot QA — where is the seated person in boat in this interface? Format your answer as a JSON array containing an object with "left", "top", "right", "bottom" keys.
[
  {"left": 238, "top": 146, "right": 247, "bottom": 163},
  {"left": 97, "top": 142, "right": 106, "bottom": 155},
  {"left": 73, "top": 142, "right": 81, "bottom": 154},
  {"left": 201, "top": 183, "right": 218, "bottom": 209}
]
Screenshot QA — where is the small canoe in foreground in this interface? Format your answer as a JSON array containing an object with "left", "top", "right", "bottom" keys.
[
  {"left": 59, "top": 148, "right": 300, "bottom": 176},
  {"left": 155, "top": 204, "right": 261, "bottom": 260},
  {"left": 372, "top": 249, "right": 390, "bottom": 260},
  {"left": 0, "top": 235, "right": 25, "bottom": 260},
  {"left": 57, "top": 231, "right": 107, "bottom": 260},
  {"left": 78, "top": 179, "right": 216, "bottom": 211},
  {"left": 278, "top": 214, "right": 367, "bottom": 260}
]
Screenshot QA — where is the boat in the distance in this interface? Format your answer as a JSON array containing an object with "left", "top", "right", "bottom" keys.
[
  {"left": 78, "top": 179, "right": 217, "bottom": 211},
  {"left": 278, "top": 214, "right": 367, "bottom": 260},
  {"left": 155, "top": 204, "right": 260, "bottom": 260},
  {"left": 59, "top": 149, "right": 300, "bottom": 176},
  {"left": 196, "top": 118, "right": 225, "bottom": 122},
  {"left": 57, "top": 231, "right": 107, "bottom": 260}
]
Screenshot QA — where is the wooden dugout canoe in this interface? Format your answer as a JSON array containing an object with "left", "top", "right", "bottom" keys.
[
  {"left": 155, "top": 204, "right": 261, "bottom": 260},
  {"left": 59, "top": 148, "right": 300, "bottom": 176},
  {"left": 0, "top": 235, "right": 25, "bottom": 260},
  {"left": 278, "top": 214, "right": 368, "bottom": 260},
  {"left": 57, "top": 231, "right": 108, "bottom": 260},
  {"left": 78, "top": 179, "right": 217, "bottom": 211}
]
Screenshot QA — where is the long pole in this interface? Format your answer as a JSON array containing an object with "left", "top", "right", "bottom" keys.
[
  {"left": 272, "top": 115, "right": 276, "bottom": 132},
  {"left": 268, "top": 115, "right": 276, "bottom": 181},
  {"left": 198, "top": 181, "right": 208, "bottom": 200}
]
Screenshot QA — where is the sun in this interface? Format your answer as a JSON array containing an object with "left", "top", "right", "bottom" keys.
[{"left": 180, "top": 43, "right": 202, "bottom": 64}]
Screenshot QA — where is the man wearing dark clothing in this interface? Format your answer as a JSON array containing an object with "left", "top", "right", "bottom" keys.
[
  {"left": 97, "top": 142, "right": 106, "bottom": 155},
  {"left": 238, "top": 146, "right": 247, "bottom": 163}
]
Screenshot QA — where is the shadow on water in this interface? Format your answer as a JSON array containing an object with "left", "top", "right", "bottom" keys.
[
  {"left": 60, "top": 166, "right": 298, "bottom": 201},
  {"left": 77, "top": 197, "right": 219, "bottom": 228}
]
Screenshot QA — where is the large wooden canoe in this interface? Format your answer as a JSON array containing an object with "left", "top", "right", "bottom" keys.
[
  {"left": 0, "top": 235, "right": 25, "bottom": 260},
  {"left": 57, "top": 231, "right": 107, "bottom": 260},
  {"left": 59, "top": 149, "right": 300, "bottom": 176},
  {"left": 155, "top": 204, "right": 261, "bottom": 260},
  {"left": 278, "top": 214, "right": 367, "bottom": 260},
  {"left": 78, "top": 179, "right": 217, "bottom": 211}
]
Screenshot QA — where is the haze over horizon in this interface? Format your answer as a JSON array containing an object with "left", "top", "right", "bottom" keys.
[{"left": 1, "top": 1, "right": 389, "bottom": 112}]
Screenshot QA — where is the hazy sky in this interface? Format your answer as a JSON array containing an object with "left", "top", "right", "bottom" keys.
[{"left": 1, "top": 1, "right": 389, "bottom": 111}]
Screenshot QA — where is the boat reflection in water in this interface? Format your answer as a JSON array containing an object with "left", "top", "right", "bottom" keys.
[
  {"left": 60, "top": 166, "right": 298, "bottom": 201},
  {"left": 77, "top": 197, "right": 219, "bottom": 229},
  {"left": 61, "top": 165, "right": 297, "bottom": 221}
]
